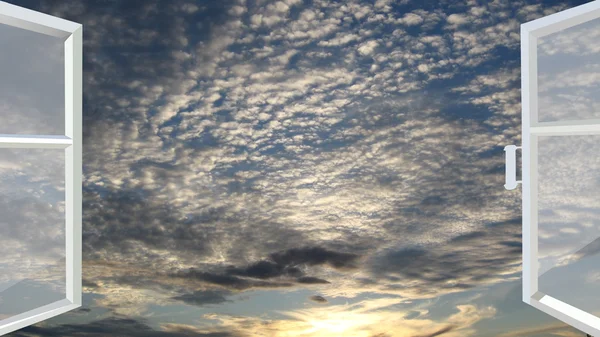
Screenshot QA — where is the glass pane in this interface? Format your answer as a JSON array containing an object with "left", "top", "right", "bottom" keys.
[
  {"left": 0, "top": 22, "right": 64, "bottom": 135},
  {"left": 537, "top": 17, "right": 600, "bottom": 123},
  {"left": 537, "top": 135, "right": 600, "bottom": 317},
  {"left": 0, "top": 149, "right": 65, "bottom": 320}
]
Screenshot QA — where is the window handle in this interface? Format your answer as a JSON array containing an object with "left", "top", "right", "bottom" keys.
[{"left": 504, "top": 145, "right": 521, "bottom": 190}]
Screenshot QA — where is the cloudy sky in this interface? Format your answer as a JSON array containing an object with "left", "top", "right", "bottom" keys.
[{"left": 0, "top": 0, "right": 598, "bottom": 336}]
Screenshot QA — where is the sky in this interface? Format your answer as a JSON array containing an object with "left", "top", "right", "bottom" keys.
[{"left": 0, "top": 0, "right": 598, "bottom": 336}]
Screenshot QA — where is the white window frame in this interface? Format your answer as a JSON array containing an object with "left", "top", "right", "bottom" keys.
[
  {"left": 522, "top": 1, "right": 600, "bottom": 335},
  {"left": 0, "top": 1, "right": 82, "bottom": 335}
]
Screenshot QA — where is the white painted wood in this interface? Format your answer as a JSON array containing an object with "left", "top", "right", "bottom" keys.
[
  {"left": 0, "top": 1, "right": 80, "bottom": 38},
  {"left": 64, "top": 26, "right": 83, "bottom": 307},
  {"left": 0, "top": 134, "right": 71, "bottom": 148},
  {"left": 521, "top": 21, "right": 538, "bottom": 304},
  {"left": 0, "top": 3, "right": 82, "bottom": 335},
  {"left": 520, "top": 1, "right": 600, "bottom": 334},
  {"left": 531, "top": 123, "right": 600, "bottom": 135},
  {"left": 0, "top": 300, "right": 80, "bottom": 336},
  {"left": 523, "top": 0, "right": 600, "bottom": 38},
  {"left": 531, "top": 295, "right": 600, "bottom": 336}
]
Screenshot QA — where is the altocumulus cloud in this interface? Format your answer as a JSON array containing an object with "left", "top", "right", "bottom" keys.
[{"left": 0, "top": 0, "right": 584, "bottom": 336}]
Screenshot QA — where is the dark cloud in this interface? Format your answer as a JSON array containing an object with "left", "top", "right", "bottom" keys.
[
  {"left": 226, "top": 260, "right": 290, "bottom": 279},
  {"left": 82, "top": 279, "right": 99, "bottom": 289},
  {"left": 171, "top": 269, "right": 294, "bottom": 291},
  {"left": 374, "top": 242, "right": 516, "bottom": 285},
  {"left": 172, "top": 246, "right": 358, "bottom": 291},
  {"left": 224, "top": 246, "right": 359, "bottom": 281},
  {"left": 309, "top": 295, "right": 328, "bottom": 303},
  {"left": 269, "top": 246, "right": 360, "bottom": 270},
  {"left": 413, "top": 325, "right": 455, "bottom": 337},
  {"left": 83, "top": 187, "right": 217, "bottom": 260},
  {"left": 172, "top": 290, "right": 232, "bottom": 307},
  {"left": 296, "top": 276, "right": 330, "bottom": 284},
  {"left": 368, "top": 218, "right": 523, "bottom": 292},
  {"left": 10, "top": 317, "right": 239, "bottom": 337},
  {"left": 449, "top": 231, "right": 486, "bottom": 243}
]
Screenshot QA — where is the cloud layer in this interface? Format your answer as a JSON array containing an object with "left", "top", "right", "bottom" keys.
[{"left": 0, "top": 0, "right": 590, "bottom": 336}]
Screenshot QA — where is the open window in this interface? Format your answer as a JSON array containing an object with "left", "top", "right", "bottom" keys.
[
  {"left": 510, "top": 1, "right": 600, "bottom": 335},
  {"left": 0, "top": 1, "right": 81, "bottom": 335}
]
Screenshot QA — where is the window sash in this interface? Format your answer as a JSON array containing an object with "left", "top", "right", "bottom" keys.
[
  {"left": 522, "top": 1, "right": 600, "bottom": 335},
  {"left": 0, "top": 1, "right": 82, "bottom": 335}
]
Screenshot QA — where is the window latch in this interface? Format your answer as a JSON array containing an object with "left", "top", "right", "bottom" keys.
[{"left": 504, "top": 145, "right": 521, "bottom": 190}]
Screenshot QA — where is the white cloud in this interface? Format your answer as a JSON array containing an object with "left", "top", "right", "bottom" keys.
[
  {"left": 398, "top": 12, "right": 424, "bottom": 26},
  {"left": 357, "top": 40, "right": 379, "bottom": 56},
  {"left": 447, "top": 13, "right": 469, "bottom": 26}
]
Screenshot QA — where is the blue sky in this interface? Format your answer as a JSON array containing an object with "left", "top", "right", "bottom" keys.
[{"left": 0, "top": 0, "right": 598, "bottom": 336}]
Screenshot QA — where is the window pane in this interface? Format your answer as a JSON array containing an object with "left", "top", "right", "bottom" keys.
[
  {"left": 537, "top": 135, "right": 600, "bottom": 317},
  {"left": 0, "top": 148, "right": 65, "bottom": 320},
  {"left": 0, "top": 22, "right": 64, "bottom": 135},
  {"left": 537, "top": 17, "right": 600, "bottom": 123}
]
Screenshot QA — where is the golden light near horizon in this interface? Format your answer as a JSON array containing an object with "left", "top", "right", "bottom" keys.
[
  {"left": 302, "top": 314, "right": 373, "bottom": 336},
  {"left": 258, "top": 299, "right": 495, "bottom": 337}
]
